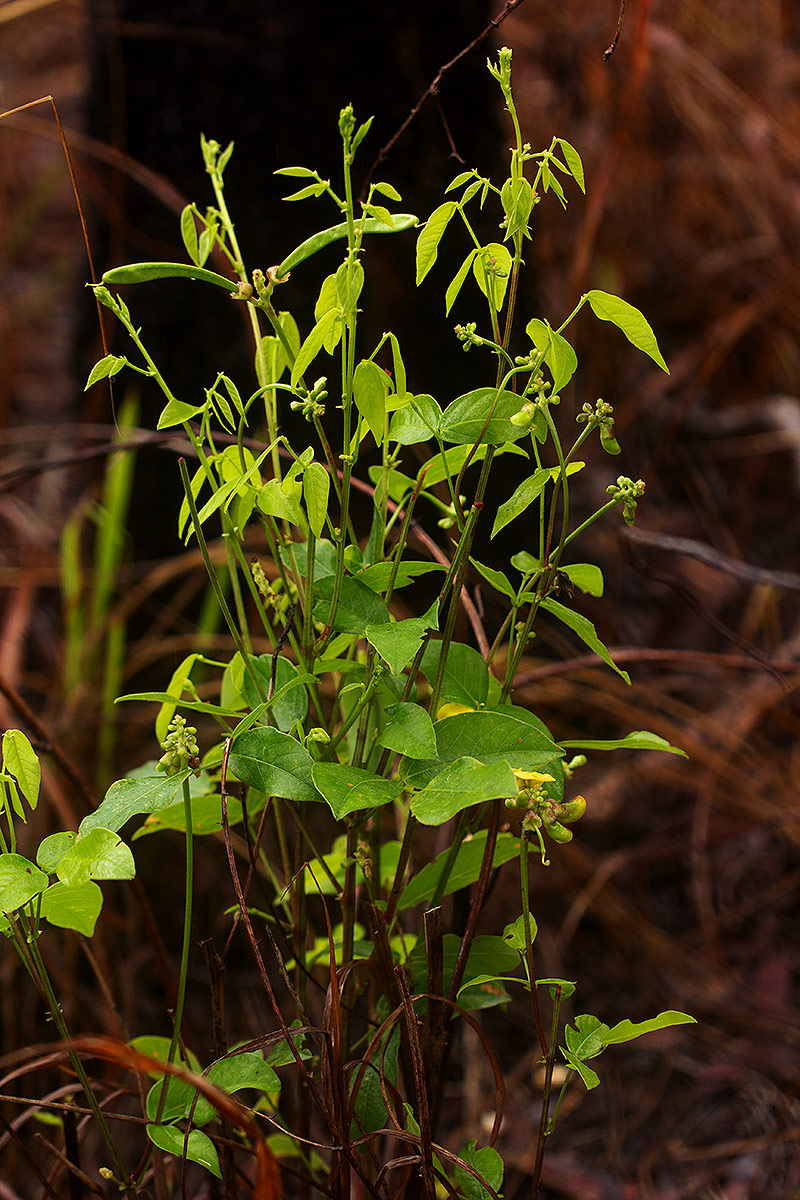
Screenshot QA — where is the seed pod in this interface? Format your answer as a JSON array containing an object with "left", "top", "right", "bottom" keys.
[
  {"left": 102, "top": 262, "right": 239, "bottom": 291},
  {"left": 545, "top": 821, "right": 573, "bottom": 844},
  {"left": 560, "top": 796, "right": 587, "bottom": 824}
]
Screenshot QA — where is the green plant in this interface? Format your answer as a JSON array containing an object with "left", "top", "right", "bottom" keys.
[{"left": 1, "top": 48, "right": 693, "bottom": 1199}]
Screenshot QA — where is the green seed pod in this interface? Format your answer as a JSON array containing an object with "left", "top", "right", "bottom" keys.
[
  {"left": 102, "top": 262, "right": 239, "bottom": 291},
  {"left": 560, "top": 795, "right": 587, "bottom": 824},
  {"left": 545, "top": 821, "right": 573, "bottom": 844}
]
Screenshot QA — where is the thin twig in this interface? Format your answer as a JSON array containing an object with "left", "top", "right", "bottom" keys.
[
  {"left": 364, "top": 0, "right": 531, "bottom": 186},
  {"left": 603, "top": 0, "right": 626, "bottom": 60}
]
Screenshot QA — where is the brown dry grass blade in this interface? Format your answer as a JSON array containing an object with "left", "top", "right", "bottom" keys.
[
  {"left": 67, "top": 1035, "right": 281, "bottom": 1200},
  {"left": 0, "top": 94, "right": 112, "bottom": 416}
]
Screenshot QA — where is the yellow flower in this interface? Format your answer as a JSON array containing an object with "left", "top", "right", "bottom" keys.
[{"left": 513, "top": 769, "right": 555, "bottom": 789}]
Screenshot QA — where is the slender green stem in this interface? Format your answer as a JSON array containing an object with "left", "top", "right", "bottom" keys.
[
  {"left": 530, "top": 985, "right": 563, "bottom": 1199},
  {"left": 155, "top": 776, "right": 194, "bottom": 1125},
  {"left": 178, "top": 458, "right": 267, "bottom": 703},
  {"left": 562, "top": 495, "right": 623, "bottom": 549},
  {"left": 519, "top": 833, "right": 547, "bottom": 1057},
  {"left": 21, "top": 926, "right": 136, "bottom": 1195}
]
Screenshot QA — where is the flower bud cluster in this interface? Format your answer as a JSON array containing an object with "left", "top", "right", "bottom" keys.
[
  {"left": 291, "top": 377, "right": 328, "bottom": 421},
  {"left": 454, "top": 323, "right": 484, "bottom": 352},
  {"left": 607, "top": 475, "right": 646, "bottom": 525},
  {"left": 157, "top": 715, "right": 200, "bottom": 777},
  {"left": 577, "top": 398, "right": 614, "bottom": 430}
]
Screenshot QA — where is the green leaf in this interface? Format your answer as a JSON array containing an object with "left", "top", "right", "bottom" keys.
[
  {"left": 419, "top": 441, "right": 525, "bottom": 489},
  {"left": 39, "top": 881, "right": 103, "bottom": 936},
  {"left": 291, "top": 309, "right": 339, "bottom": 388},
  {"left": 282, "top": 181, "right": 328, "bottom": 202},
  {"left": 80, "top": 773, "right": 193, "bottom": 836},
  {"left": 559, "top": 730, "right": 687, "bottom": 756},
  {"left": 376, "top": 703, "right": 437, "bottom": 760},
  {"left": 541, "top": 163, "right": 567, "bottom": 207},
  {"left": 440, "top": 387, "right": 530, "bottom": 446},
  {"left": 84, "top": 354, "right": 127, "bottom": 390},
  {"left": 365, "top": 601, "right": 439, "bottom": 675},
  {"left": 557, "top": 138, "right": 585, "bottom": 192},
  {"left": 353, "top": 359, "right": 388, "bottom": 444},
  {"left": 36, "top": 831, "right": 77, "bottom": 873},
  {"left": 242, "top": 656, "right": 309, "bottom": 732},
  {"left": 310, "top": 763, "right": 401, "bottom": 819},
  {"left": 604, "top": 1010, "right": 696, "bottom": 1045},
  {"left": 526, "top": 318, "right": 578, "bottom": 392},
  {"left": 132, "top": 793, "right": 244, "bottom": 839},
  {"left": 0, "top": 854, "right": 49, "bottom": 913},
  {"left": 257, "top": 477, "right": 303, "bottom": 524},
  {"left": 157, "top": 397, "right": 207, "bottom": 431},
  {"left": 445, "top": 249, "right": 478, "bottom": 315},
  {"left": 502, "top": 175, "right": 535, "bottom": 239},
  {"left": 192, "top": 1052, "right": 280, "bottom": 1126},
  {"left": 314, "top": 272, "right": 339, "bottom": 335},
  {"left": 303, "top": 461, "right": 329, "bottom": 537},
  {"left": 470, "top": 558, "right": 516, "bottom": 601},
  {"left": 335, "top": 260, "right": 364, "bottom": 311},
  {"left": 445, "top": 170, "right": 474, "bottom": 192},
  {"left": 373, "top": 181, "right": 402, "bottom": 203},
  {"left": 402, "top": 706, "right": 563, "bottom": 792},
  {"left": 265, "top": 1026, "right": 312, "bottom": 1067},
  {"left": 282, "top": 537, "right": 337, "bottom": 580},
  {"left": 502, "top": 912, "right": 538, "bottom": 951},
  {"left": 2, "top": 730, "right": 40, "bottom": 810},
  {"left": 355, "top": 560, "right": 446, "bottom": 591},
  {"left": 565, "top": 1013, "right": 609, "bottom": 1062},
  {"left": 388, "top": 394, "right": 442, "bottom": 445},
  {"left": 407, "top": 933, "right": 518, "bottom": 1009},
  {"left": 351, "top": 1026, "right": 400, "bottom": 1135},
  {"left": 229, "top": 727, "right": 318, "bottom": 803},
  {"left": 146, "top": 1077, "right": 197, "bottom": 1122},
  {"left": 367, "top": 465, "right": 415, "bottom": 505},
  {"left": 386, "top": 331, "right": 407, "bottom": 397},
  {"left": 455, "top": 1139, "right": 504, "bottom": 1200},
  {"left": 491, "top": 464, "right": 584, "bottom": 539},
  {"left": 420, "top": 641, "right": 489, "bottom": 710},
  {"left": 560, "top": 1047, "right": 600, "bottom": 1090},
  {"left": 363, "top": 202, "right": 394, "bottom": 228},
  {"left": 562, "top": 562, "right": 603, "bottom": 596},
  {"left": 155, "top": 654, "right": 202, "bottom": 746},
  {"left": 351, "top": 114, "right": 374, "bottom": 153},
  {"left": 131, "top": 1036, "right": 202, "bottom": 1076},
  {"left": 540, "top": 598, "right": 631, "bottom": 682},
  {"left": 410, "top": 757, "right": 518, "bottom": 825},
  {"left": 191, "top": 445, "right": 270, "bottom": 535},
  {"left": 55, "top": 828, "right": 135, "bottom": 886},
  {"left": 313, "top": 575, "right": 389, "bottom": 636},
  {"left": 146, "top": 1125, "right": 221, "bottom": 1179},
  {"left": 180, "top": 205, "right": 200, "bottom": 265},
  {"left": 586, "top": 289, "right": 669, "bottom": 373},
  {"left": 472, "top": 243, "right": 513, "bottom": 311},
  {"left": 274, "top": 165, "right": 318, "bottom": 178},
  {"left": 399, "top": 829, "right": 525, "bottom": 910},
  {"left": 416, "top": 201, "right": 457, "bottom": 284}
]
